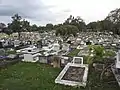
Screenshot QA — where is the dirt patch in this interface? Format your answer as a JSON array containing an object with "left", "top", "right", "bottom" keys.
[{"left": 62, "top": 66, "right": 85, "bottom": 82}]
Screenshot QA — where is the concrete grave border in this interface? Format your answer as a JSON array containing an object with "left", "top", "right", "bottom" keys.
[
  {"left": 55, "top": 63, "right": 89, "bottom": 87},
  {"left": 72, "top": 57, "right": 83, "bottom": 64}
]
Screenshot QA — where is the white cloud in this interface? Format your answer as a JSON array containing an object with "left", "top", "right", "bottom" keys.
[
  {"left": 42, "top": 0, "right": 120, "bottom": 24},
  {"left": 0, "top": 0, "right": 120, "bottom": 25}
]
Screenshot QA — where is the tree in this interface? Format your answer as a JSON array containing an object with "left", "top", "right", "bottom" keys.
[
  {"left": 46, "top": 23, "right": 53, "bottom": 30},
  {"left": 64, "top": 15, "right": 86, "bottom": 31},
  {"left": 37, "top": 26, "right": 44, "bottom": 33},
  {"left": 106, "top": 8, "right": 120, "bottom": 24},
  {"left": 54, "top": 24, "right": 62, "bottom": 29},
  {"left": 21, "top": 19, "right": 30, "bottom": 32},
  {"left": 56, "top": 25, "right": 79, "bottom": 37},
  {"left": 105, "top": 8, "right": 120, "bottom": 34},
  {"left": 99, "top": 20, "right": 114, "bottom": 32},
  {"left": 30, "top": 24, "right": 38, "bottom": 31},
  {"left": 8, "top": 14, "right": 22, "bottom": 39},
  {"left": 3, "top": 27, "right": 12, "bottom": 35},
  {"left": 87, "top": 20, "right": 114, "bottom": 32},
  {"left": 87, "top": 22, "right": 98, "bottom": 31},
  {"left": 87, "top": 45, "right": 105, "bottom": 64},
  {"left": 0, "top": 23, "right": 6, "bottom": 32}
]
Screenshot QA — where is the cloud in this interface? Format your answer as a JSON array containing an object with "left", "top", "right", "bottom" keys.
[
  {"left": 0, "top": 0, "right": 120, "bottom": 25},
  {"left": 0, "top": 0, "right": 57, "bottom": 25}
]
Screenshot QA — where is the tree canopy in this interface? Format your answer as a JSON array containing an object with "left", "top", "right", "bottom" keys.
[
  {"left": 105, "top": 8, "right": 120, "bottom": 34},
  {"left": 1, "top": 8, "right": 120, "bottom": 36},
  {"left": 64, "top": 15, "right": 86, "bottom": 31},
  {"left": 56, "top": 25, "right": 79, "bottom": 37}
]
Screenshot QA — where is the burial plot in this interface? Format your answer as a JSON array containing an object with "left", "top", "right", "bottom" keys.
[
  {"left": 55, "top": 63, "right": 88, "bottom": 87},
  {"left": 62, "top": 66, "right": 85, "bottom": 82},
  {"left": 22, "top": 46, "right": 41, "bottom": 62}
]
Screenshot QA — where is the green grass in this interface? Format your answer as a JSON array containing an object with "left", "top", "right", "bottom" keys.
[
  {"left": 6, "top": 50, "right": 16, "bottom": 55},
  {"left": 0, "top": 62, "right": 80, "bottom": 90},
  {"left": 68, "top": 49, "right": 80, "bottom": 57},
  {"left": 0, "top": 62, "right": 119, "bottom": 90}
]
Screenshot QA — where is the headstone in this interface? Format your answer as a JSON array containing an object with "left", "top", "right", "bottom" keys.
[
  {"left": 72, "top": 57, "right": 83, "bottom": 65},
  {"left": 116, "top": 50, "right": 120, "bottom": 69}
]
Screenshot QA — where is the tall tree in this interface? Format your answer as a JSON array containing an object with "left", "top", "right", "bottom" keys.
[
  {"left": 21, "top": 19, "right": 30, "bottom": 32},
  {"left": 46, "top": 23, "right": 53, "bottom": 30},
  {"left": 8, "top": 14, "right": 22, "bottom": 39},
  {"left": 105, "top": 8, "right": 120, "bottom": 34},
  {"left": 56, "top": 25, "right": 79, "bottom": 37},
  {"left": 106, "top": 8, "right": 120, "bottom": 24},
  {"left": 64, "top": 15, "right": 86, "bottom": 31},
  {"left": 87, "top": 20, "right": 114, "bottom": 32},
  {"left": 87, "top": 22, "right": 98, "bottom": 31},
  {"left": 30, "top": 24, "right": 38, "bottom": 31}
]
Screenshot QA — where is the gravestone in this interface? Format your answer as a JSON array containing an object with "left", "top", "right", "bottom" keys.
[
  {"left": 116, "top": 50, "right": 120, "bottom": 69},
  {"left": 37, "top": 40, "right": 42, "bottom": 48},
  {"left": 72, "top": 57, "right": 83, "bottom": 65},
  {"left": 22, "top": 46, "right": 40, "bottom": 62}
]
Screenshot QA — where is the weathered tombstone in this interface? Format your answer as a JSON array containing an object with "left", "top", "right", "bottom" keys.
[
  {"left": 52, "top": 43, "right": 60, "bottom": 51},
  {"left": 72, "top": 57, "right": 83, "bottom": 65},
  {"left": 60, "top": 56, "right": 70, "bottom": 67},
  {"left": 62, "top": 43, "right": 70, "bottom": 51},
  {"left": 14, "top": 40, "right": 20, "bottom": 47},
  {"left": 116, "top": 50, "right": 120, "bottom": 74},
  {"left": 53, "top": 56, "right": 61, "bottom": 68},
  {"left": 37, "top": 40, "right": 42, "bottom": 48}
]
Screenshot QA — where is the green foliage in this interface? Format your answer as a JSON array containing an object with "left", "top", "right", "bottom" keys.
[
  {"left": 105, "top": 8, "right": 120, "bottom": 34},
  {"left": 64, "top": 15, "right": 86, "bottom": 31},
  {"left": 87, "top": 20, "right": 114, "bottom": 32},
  {"left": 86, "top": 56, "right": 94, "bottom": 65},
  {"left": 87, "top": 45, "right": 105, "bottom": 64},
  {"left": 67, "top": 49, "right": 80, "bottom": 57},
  {"left": 46, "top": 23, "right": 53, "bottom": 30},
  {"left": 104, "top": 50, "right": 116, "bottom": 57},
  {"left": 56, "top": 25, "right": 79, "bottom": 36},
  {"left": 8, "top": 14, "right": 22, "bottom": 33},
  {"left": 87, "top": 22, "right": 98, "bottom": 31},
  {"left": 87, "top": 45, "right": 117, "bottom": 64},
  {"left": 30, "top": 24, "right": 38, "bottom": 31},
  {"left": 93, "top": 45, "right": 105, "bottom": 57},
  {"left": 6, "top": 50, "right": 16, "bottom": 55},
  {"left": 21, "top": 19, "right": 30, "bottom": 32}
]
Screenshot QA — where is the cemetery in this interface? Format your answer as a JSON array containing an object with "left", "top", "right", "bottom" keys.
[
  {"left": 0, "top": 2, "right": 120, "bottom": 89},
  {"left": 0, "top": 31, "right": 120, "bottom": 90}
]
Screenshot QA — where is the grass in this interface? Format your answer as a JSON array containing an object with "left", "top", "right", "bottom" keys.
[
  {"left": 0, "top": 62, "right": 80, "bottom": 90},
  {"left": 6, "top": 50, "right": 16, "bottom": 55},
  {"left": 0, "top": 62, "right": 119, "bottom": 90},
  {"left": 68, "top": 49, "right": 80, "bottom": 57}
]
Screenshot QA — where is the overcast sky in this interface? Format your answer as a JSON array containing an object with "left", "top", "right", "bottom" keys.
[{"left": 0, "top": 0, "right": 120, "bottom": 26}]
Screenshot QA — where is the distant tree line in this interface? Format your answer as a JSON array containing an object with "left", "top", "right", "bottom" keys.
[{"left": 1, "top": 8, "right": 120, "bottom": 37}]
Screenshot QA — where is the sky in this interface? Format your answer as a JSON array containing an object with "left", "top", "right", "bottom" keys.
[{"left": 0, "top": 0, "right": 120, "bottom": 26}]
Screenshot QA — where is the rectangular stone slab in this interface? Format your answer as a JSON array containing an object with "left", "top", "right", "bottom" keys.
[{"left": 55, "top": 63, "right": 89, "bottom": 87}]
